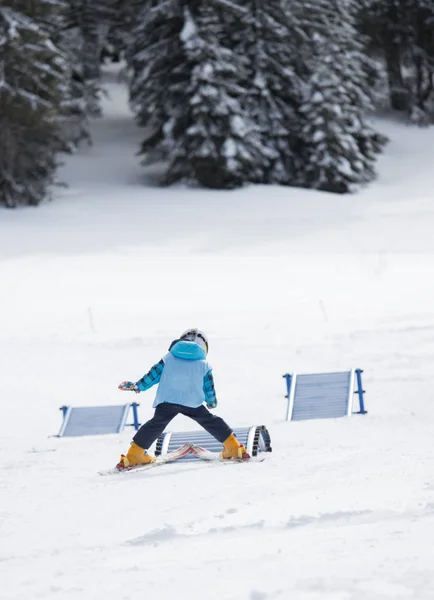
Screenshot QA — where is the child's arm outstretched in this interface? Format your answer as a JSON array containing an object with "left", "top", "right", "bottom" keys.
[
  {"left": 203, "top": 369, "right": 218, "bottom": 408},
  {"left": 119, "top": 359, "right": 165, "bottom": 393}
]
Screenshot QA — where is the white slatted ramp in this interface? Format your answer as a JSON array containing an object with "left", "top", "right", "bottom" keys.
[{"left": 283, "top": 369, "right": 367, "bottom": 421}]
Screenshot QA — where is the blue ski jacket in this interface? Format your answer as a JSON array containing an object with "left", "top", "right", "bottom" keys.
[{"left": 135, "top": 340, "right": 217, "bottom": 409}]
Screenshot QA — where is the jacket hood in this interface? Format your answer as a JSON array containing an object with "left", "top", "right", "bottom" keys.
[{"left": 170, "top": 340, "right": 207, "bottom": 361}]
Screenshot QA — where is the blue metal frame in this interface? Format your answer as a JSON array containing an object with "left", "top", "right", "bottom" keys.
[
  {"left": 129, "top": 402, "right": 140, "bottom": 430},
  {"left": 283, "top": 374, "right": 292, "bottom": 399},
  {"left": 282, "top": 374, "right": 293, "bottom": 421},
  {"left": 58, "top": 405, "right": 72, "bottom": 437},
  {"left": 354, "top": 369, "right": 367, "bottom": 414}
]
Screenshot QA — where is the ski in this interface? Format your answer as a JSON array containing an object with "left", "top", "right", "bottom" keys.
[
  {"left": 98, "top": 442, "right": 193, "bottom": 476},
  {"left": 190, "top": 444, "right": 266, "bottom": 463}
]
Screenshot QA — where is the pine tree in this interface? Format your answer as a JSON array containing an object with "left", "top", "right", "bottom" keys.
[
  {"left": 235, "top": 0, "right": 306, "bottom": 184},
  {"left": 359, "top": 0, "right": 413, "bottom": 112},
  {"left": 60, "top": 0, "right": 116, "bottom": 143},
  {"left": 127, "top": 0, "right": 188, "bottom": 164},
  {"left": 165, "top": 3, "right": 266, "bottom": 188},
  {"left": 0, "top": 1, "right": 70, "bottom": 207},
  {"left": 102, "top": 0, "right": 136, "bottom": 63},
  {"left": 408, "top": 0, "right": 434, "bottom": 123},
  {"left": 359, "top": 0, "right": 434, "bottom": 122},
  {"left": 291, "top": 0, "right": 387, "bottom": 193}
]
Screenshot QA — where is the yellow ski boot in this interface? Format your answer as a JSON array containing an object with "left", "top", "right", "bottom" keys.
[
  {"left": 116, "top": 442, "right": 155, "bottom": 470},
  {"left": 220, "top": 433, "right": 250, "bottom": 460}
]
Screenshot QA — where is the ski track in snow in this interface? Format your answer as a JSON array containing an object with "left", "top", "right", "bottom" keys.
[{"left": 1, "top": 64, "right": 434, "bottom": 599}]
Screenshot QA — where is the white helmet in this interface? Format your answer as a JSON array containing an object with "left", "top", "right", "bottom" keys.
[{"left": 180, "top": 328, "right": 209, "bottom": 353}]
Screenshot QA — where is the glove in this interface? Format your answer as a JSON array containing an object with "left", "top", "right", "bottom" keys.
[
  {"left": 118, "top": 381, "right": 140, "bottom": 393},
  {"left": 207, "top": 400, "right": 217, "bottom": 409}
]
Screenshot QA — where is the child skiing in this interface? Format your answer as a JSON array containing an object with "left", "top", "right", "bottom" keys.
[{"left": 117, "top": 328, "right": 250, "bottom": 469}]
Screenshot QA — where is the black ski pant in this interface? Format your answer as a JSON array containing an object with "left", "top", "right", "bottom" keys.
[{"left": 133, "top": 402, "right": 232, "bottom": 450}]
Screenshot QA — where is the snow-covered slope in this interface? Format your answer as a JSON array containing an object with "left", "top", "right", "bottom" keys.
[{"left": 1, "top": 66, "right": 434, "bottom": 600}]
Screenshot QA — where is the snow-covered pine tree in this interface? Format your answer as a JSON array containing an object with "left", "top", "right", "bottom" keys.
[
  {"left": 358, "top": 0, "right": 410, "bottom": 111},
  {"left": 291, "top": 0, "right": 387, "bottom": 193},
  {"left": 0, "top": 1, "right": 70, "bottom": 207},
  {"left": 61, "top": 0, "right": 115, "bottom": 143},
  {"left": 359, "top": 0, "right": 434, "bottom": 123},
  {"left": 165, "top": 2, "right": 266, "bottom": 188},
  {"left": 407, "top": 0, "right": 434, "bottom": 123},
  {"left": 234, "top": 0, "right": 306, "bottom": 185},
  {"left": 102, "top": 0, "right": 136, "bottom": 63},
  {"left": 127, "top": 0, "right": 189, "bottom": 164}
]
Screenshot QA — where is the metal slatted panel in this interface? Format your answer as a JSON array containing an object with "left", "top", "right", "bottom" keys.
[
  {"left": 59, "top": 405, "right": 129, "bottom": 437},
  {"left": 292, "top": 372, "right": 352, "bottom": 421}
]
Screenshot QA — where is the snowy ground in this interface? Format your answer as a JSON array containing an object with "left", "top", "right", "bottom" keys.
[{"left": 1, "top": 66, "right": 434, "bottom": 600}]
